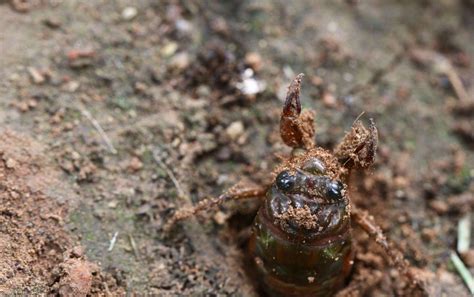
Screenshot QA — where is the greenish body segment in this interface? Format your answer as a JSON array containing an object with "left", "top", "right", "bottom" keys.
[{"left": 250, "top": 202, "right": 353, "bottom": 297}]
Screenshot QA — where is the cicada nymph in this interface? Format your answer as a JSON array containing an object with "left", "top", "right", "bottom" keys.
[{"left": 167, "top": 74, "right": 417, "bottom": 297}]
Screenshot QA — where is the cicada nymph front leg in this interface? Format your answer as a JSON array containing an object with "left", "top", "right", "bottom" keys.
[
  {"left": 280, "top": 73, "right": 316, "bottom": 150},
  {"left": 164, "top": 183, "right": 268, "bottom": 232},
  {"left": 333, "top": 116, "right": 421, "bottom": 287},
  {"left": 351, "top": 208, "right": 410, "bottom": 273},
  {"left": 335, "top": 117, "right": 378, "bottom": 170}
]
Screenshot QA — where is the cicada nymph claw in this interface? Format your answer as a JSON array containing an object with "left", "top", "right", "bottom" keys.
[
  {"left": 280, "top": 73, "right": 316, "bottom": 150},
  {"left": 335, "top": 117, "right": 379, "bottom": 170}
]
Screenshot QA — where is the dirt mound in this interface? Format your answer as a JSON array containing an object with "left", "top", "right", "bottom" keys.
[{"left": 0, "top": 130, "right": 123, "bottom": 295}]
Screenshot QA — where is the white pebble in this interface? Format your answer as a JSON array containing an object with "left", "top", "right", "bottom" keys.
[
  {"left": 122, "top": 7, "right": 138, "bottom": 21},
  {"left": 226, "top": 121, "right": 244, "bottom": 140}
]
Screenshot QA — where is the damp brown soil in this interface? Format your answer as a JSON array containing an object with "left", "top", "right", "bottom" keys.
[{"left": 0, "top": 0, "right": 473, "bottom": 296}]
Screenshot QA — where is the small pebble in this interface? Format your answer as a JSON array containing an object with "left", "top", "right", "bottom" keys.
[
  {"left": 245, "top": 52, "right": 262, "bottom": 71},
  {"left": 122, "top": 7, "right": 138, "bottom": 20},
  {"left": 128, "top": 157, "right": 143, "bottom": 172},
  {"left": 107, "top": 200, "right": 118, "bottom": 209},
  {"left": 161, "top": 42, "right": 178, "bottom": 57},
  {"left": 461, "top": 249, "right": 474, "bottom": 267},
  {"left": 213, "top": 211, "right": 228, "bottom": 225},
  {"left": 27, "top": 67, "right": 45, "bottom": 84},
  {"left": 169, "top": 52, "right": 190, "bottom": 70},
  {"left": 429, "top": 200, "right": 449, "bottom": 214},
  {"left": 71, "top": 246, "right": 84, "bottom": 258},
  {"left": 5, "top": 158, "right": 17, "bottom": 169},
  {"left": 9, "top": 191, "right": 20, "bottom": 199},
  {"left": 322, "top": 92, "right": 337, "bottom": 107},
  {"left": 64, "top": 81, "right": 80, "bottom": 92},
  {"left": 226, "top": 121, "right": 244, "bottom": 140},
  {"left": 175, "top": 19, "right": 192, "bottom": 34}
]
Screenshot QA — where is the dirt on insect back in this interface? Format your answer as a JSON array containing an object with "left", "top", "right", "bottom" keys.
[{"left": 0, "top": 130, "right": 123, "bottom": 295}]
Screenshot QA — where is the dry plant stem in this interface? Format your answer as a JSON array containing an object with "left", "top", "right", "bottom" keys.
[
  {"left": 442, "top": 56, "right": 472, "bottom": 102},
  {"left": 445, "top": 65, "right": 471, "bottom": 103},
  {"left": 351, "top": 207, "right": 419, "bottom": 286},
  {"left": 128, "top": 234, "right": 140, "bottom": 260},
  {"left": 78, "top": 107, "right": 118, "bottom": 154},
  {"left": 164, "top": 184, "right": 268, "bottom": 232},
  {"left": 152, "top": 149, "right": 186, "bottom": 199},
  {"left": 411, "top": 49, "right": 471, "bottom": 102}
]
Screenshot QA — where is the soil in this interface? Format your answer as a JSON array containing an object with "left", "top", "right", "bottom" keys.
[
  {"left": 0, "top": 131, "right": 123, "bottom": 295},
  {"left": 0, "top": 0, "right": 473, "bottom": 296}
]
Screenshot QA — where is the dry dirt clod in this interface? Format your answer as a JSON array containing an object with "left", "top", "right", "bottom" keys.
[
  {"left": 9, "top": 0, "right": 33, "bottom": 13},
  {"left": 128, "top": 156, "right": 143, "bottom": 172},
  {"left": 57, "top": 259, "right": 93, "bottom": 297},
  {"left": 71, "top": 246, "right": 85, "bottom": 258}
]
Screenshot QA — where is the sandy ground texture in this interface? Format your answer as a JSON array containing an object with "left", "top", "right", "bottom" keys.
[{"left": 1, "top": 0, "right": 473, "bottom": 296}]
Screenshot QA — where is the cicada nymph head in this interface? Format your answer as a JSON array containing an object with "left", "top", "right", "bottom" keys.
[{"left": 267, "top": 148, "right": 350, "bottom": 239}]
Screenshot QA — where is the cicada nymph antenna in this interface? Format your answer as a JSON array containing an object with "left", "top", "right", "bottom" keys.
[{"left": 280, "top": 73, "right": 316, "bottom": 150}]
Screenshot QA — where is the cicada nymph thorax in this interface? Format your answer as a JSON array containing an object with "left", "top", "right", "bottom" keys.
[{"left": 249, "top": 148, "right": 353, "bottom": 297}]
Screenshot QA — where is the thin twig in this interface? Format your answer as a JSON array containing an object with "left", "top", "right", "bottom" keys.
[
  {"left": 446, "top": 67, "right": 471, "bottom": 103},
  {"left": 410, "top": 49, "right": 471, "bottom": 102},
  {"left": 457, "top": 213, "right": 471, "bottom": 254},
  {"left": 451, "top": 251, "right": 474, "bottom": 295},
  {"left": 152, "top": 148, "right": 185, "bottom": 199},
  {"left": 128, "top": 234, "right": 140, "bottom": 259},
  {"left": 79, "top": 107, "right": 118, "bottom": 154},
  {"left": 108, "top": 231, "right": 119, "bottom": 252}
]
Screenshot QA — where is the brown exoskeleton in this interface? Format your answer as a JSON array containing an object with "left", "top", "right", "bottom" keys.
[{"left": 167, "top": 74, "right": 417, "bottom": 296}]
